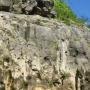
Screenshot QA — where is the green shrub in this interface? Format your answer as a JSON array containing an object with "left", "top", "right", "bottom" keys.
[
  {"left": 53, "top": 0, "right": 77, "bottom": 25},
  {"left": 53, "top": 0, "right": 89, "bottom": 26},
  {"left": 87, "top": 24, "right": 90, "bottom": 28}
]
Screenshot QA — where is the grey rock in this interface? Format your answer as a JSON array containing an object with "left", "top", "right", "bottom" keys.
[
  {"left": 0, "top": 12, "right": 90, "bottom": 90},
  {"left": 0, "top": 0, "right": 11, "bottom": 6},
  {"left": 0, "top": 0, "right": 55, "bottom": 17},
  {"left": 0, "top": 0, "right": 12, "bottom": 11}
]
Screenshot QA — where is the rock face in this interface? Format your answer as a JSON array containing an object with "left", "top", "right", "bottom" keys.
[
  {"left": 0, "top": 0, "right": 55, "bottom": 17},
  {"left": 0, "top": 0, "right": 11, "bottom": 7},
  {"left": 0, "top": 0, "right": 12, "bottom": 11},
  {"left": 0, "top": 12, "right": 90, "bottom": 90}
]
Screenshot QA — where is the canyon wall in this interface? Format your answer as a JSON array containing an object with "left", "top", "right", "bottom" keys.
[{"left": 0, "top": 12, "right": 90, "bottom": 90}]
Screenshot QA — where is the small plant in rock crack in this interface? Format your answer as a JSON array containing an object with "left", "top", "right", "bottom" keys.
[
  {"left": 43, "top": 78, "right": 54, "bottom": 87},
  {"left": 47, "top": 79, "right": 54, "bottom": 87},
  {"left": 35, "top": 19, "right": 41, "bottom": 24},
  {"left": 60, "top": 72, "right": 71, "bottom": 85}
]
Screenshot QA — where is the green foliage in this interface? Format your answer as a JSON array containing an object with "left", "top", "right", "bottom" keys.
[
  {"left": 77, "top": 17, "right": 88, "bottom": 24},
  {"left": 86, "top": 19, "right": 90, "bottom": 28},
  {"left": 87, "top": 24, "right": 90, "bottom": 28},
  {"left": 47, "top": 80, "right": 53, "bottom": 87},
  {"left": 53, "top": 0, "right": 77, "bottom": 25},
  {"left": 43, "top": 78, "right": 54, "bottom": 87},
  {"left": 61, "top": 72, "right": 71, "bottom": 80},
  {"left": 74, "top": 17, "right": 89, "bottom": 25},
  {"left": 53, "top": 0, "right": 90, "bottom": 26},
  {"left": 61, "top": 71, "right": 71, "bottom": 85}
]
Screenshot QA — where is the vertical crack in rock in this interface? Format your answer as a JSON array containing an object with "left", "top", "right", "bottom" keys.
[{"left": 25, "top": 21, "right": 30, "bottom": 41}]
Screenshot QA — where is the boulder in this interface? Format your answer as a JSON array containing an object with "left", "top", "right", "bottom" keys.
[
  {"left": 35, "top": 0, "right": 55, "bottom": 17},
  {"left": 0, "top": 0, "right": 12, "bottom": 11},
  {"left": 21, "top": 0, "right": 37, "bottom": 14},
  {"left": 0, "top": 0, "right": 55, "bottom": 17},
  {"left": 12, "top": 0, "right": 55, "bottom": 17}
]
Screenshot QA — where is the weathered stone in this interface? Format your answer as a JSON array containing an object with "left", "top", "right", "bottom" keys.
[
  {"left": 21, "top": 0, "right": 37, "bottom": 14},
  {"left": 0, "top": 0, "right": 11, "bottom": 6},
  {"left": 0, "top": 0, "right": 55, "bottom": 17},
  {"left": 0, "top": 12, "right": 90, "bottom": 90},
  {"left": 0, "top": 0, "right": 12, "bottom": 11}
]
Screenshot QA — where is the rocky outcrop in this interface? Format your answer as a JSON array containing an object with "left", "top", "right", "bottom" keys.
[
  {"left": 0, "top": 0, "right": 12, "bottom": 11},
  {"left": 0, "top": 0, "right": 55, "bottom": 17},
  {"left": 0, "top": 12, "right": 90, "bottom": 90}
]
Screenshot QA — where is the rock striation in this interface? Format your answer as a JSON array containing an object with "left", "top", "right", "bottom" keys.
[{"left": 0, "top": 11, "right": 90, "bottom": 90}]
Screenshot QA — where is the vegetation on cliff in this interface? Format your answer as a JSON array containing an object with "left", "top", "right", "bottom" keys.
[
  {"left": 53, "top": 0, "right": 76, "bottom": 24},
  {"left": 53, "top": 0, "right": 90, "bottom": 26}
]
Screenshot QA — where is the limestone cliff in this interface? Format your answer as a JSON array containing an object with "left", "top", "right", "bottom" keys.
[{"left": 0, "top": 12, "right": 90, "bottom": 90}]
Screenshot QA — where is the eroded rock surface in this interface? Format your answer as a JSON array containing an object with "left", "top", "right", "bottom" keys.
[
  {"left": 0, "top": 0, "right": 55, "bottom": 17},
  {"left": 0, "top": 12, "right": 90, "bottom": 90},
  {"left": 0, "top": 0, "right": 12, "bottom": 11}
]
